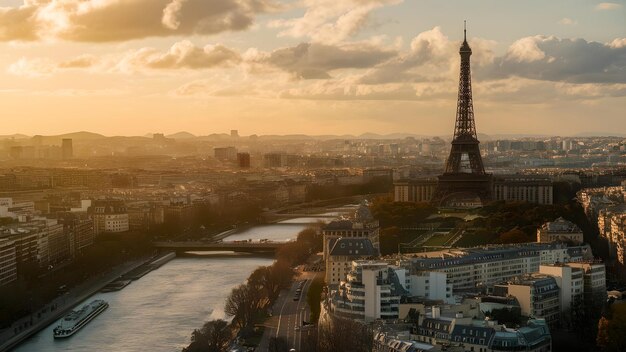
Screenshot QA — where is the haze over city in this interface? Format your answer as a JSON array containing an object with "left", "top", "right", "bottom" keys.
[
  {"left": 0, "top": 0, "right": 625, "bottom": 136},
  {"left": 1, "top": 2, "right": 626, "bottom": 352}
]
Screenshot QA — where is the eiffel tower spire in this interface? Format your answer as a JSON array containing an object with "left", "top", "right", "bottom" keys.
[
  {"left": 430, "top": 22, "right": 492, "bottom": 207},
  {"left": 443, "top": 22, "right": 485, "bottom": 175}
]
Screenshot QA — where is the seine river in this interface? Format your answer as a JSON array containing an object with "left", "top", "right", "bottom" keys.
[{"left": 13, "top": 214, "right": 347, "bottom": 352}]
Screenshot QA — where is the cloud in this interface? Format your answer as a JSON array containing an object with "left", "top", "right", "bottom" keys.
[
  {"left": 8, "top": 40, "right": 242, "bottom": 76},
  {"left": 595, "top": 2, "right": 622, "bottom": 10},
  {"left": 558, "top": 18, "right": 577, "bottom": 25},
  {"left": 358, "top": 27, "right": 484, "bottom": 85},
  {"left": 251, "top": 41, "right": 397, "bottom": 79},
  {"left": 7, "top": 57, "right": 56, "bottom": 77},
  {"left": 609, "top": 38, "right": 626, "bottom": 48},
  {"left": 268, "top": 0, "right": 402, "bottom": 44},
  {"left": 57, "top": 55, "right": 99, "bottom": 68},
  {"left": 482, "top": 36, "right": 626, "bottom": 83},
  {"left": 120, "top": 40, "right": 241, "bottom": 70},
  {"left": 0, "top": 4, "right": 39, "bottom": 41},
  {"left": 505, "top": 36, "right": 547, "bottom": 62},
  {"left": 0, "top": 0, "right": 274, "bottom": 42}
]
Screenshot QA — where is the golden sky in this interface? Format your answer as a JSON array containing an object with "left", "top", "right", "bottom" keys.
[{"left": 0, "top": 0, "right": 625, "bottom": 136}]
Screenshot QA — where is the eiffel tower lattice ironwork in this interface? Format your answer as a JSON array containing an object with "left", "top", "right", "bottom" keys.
[{"left": 431, "top": 22, "right": 492, "bottom": 206}]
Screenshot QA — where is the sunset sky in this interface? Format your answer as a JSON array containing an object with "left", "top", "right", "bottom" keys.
[{"left": 0, "top": 0, "right": 625, "bottom": 136}]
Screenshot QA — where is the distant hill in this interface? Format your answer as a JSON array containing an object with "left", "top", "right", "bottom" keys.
[
  {"left": 48, "top": 131, "right": 106, "bottom": 140},
  {"left": 166, "top": 131, "right": 196, "bottom": 139},
  {"left": 573, "top": 131, "right": 626, "bottom": 138},
  {"left": 2, "top": 130, "right": 623, "bottom": 143},
  {"left": 30, "top": 131, "right": 106, "bottom": 145},
  {"left": 0, "top": 134, "right": 30, "bottom": 140}
]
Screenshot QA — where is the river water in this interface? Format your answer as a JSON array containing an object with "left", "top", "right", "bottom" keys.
[{"left": 13, "top": 211, "right": 352, "bottom": 352}]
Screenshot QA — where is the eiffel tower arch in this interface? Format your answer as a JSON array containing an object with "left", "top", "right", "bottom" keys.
[{"left": 431, "top": 23, "right": 492, "bottom": 207}]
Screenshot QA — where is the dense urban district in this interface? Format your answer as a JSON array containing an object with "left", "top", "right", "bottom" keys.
[
  {"left": 1, "top": 129, "right": 625, "bottom": 352},
  {"left": 2, "top": 33, "right": 626, "bottom": 352}
]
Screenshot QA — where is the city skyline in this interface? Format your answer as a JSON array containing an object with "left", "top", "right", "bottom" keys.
[{"left": 0, "top": 0, "right": 625, "bottom": 136}]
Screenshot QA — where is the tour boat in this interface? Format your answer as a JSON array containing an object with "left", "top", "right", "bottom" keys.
[{"left": 53, "top": 299, "right": 109, "bottom": 338}]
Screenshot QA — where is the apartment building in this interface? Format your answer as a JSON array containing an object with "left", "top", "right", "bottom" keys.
[
  {"left": 406, "top": 243, "right": 592, "bottom": 291},
  {"left": 536, "top": 217, "right": 584, "bottom": 244},
  {"left": 493, "top": 274, "right": 561, "bottom": 327},
  {"left": 410, "top": 307, "right": 552, "bottom": 352},
  {"left": 0, "top": 238, "right": 17, "bottom": 287},
  {"left": 326, "top": 237, "right": 378, "bottom": 286},
  {"left": 90, "top": 200, "right": 129, "bottom": 234},
  {"left": 539, "top": 264, "right": 583, "bottom": 327},
  {"left": 330, "top": 261, "right": 405, "bottom": 322},
  {"left": 322, "top": 201, "right": 380, "bottom": 260}
]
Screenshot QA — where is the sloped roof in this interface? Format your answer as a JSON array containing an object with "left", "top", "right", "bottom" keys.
[{"left": 329, "top": 237, "right": 378, "bottom": 257}]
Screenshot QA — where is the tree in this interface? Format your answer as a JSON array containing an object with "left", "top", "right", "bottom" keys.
[
  {"left": 203, "top": 320, "right": 232, "bottom": 352},
  {"left": 597, "top": 316, "right": 610, "bottom": 349},
  {"left": 297, "top": 227, "right": 322, "bottom": 253},
  {"left": 265, "top": 262, "right": 295, "bottom": 302},
  {"left": 498, "top": 229, "right": 530, "bottom": 244},
  {"left": 306, "top": 276, "right": 324, "bottom": 323},
  {"left": 318, "top": 316, "right": 373, "bottom": 352},
  {"left": 486, "top": 307, "right": 522, "bottom": 326},
  {"left": 182, "top": 319, "right": 231, "bottom": 352},
  {"left": 379, "top": 226, "right": 401, "bottom": 255},
  {"left": 224, "top": 284, "right": 258, "bottom": 329},
  {"left": 268, "top": 337, "right": 290, "bottom": 352},
  {"left": 597, "top": 304, "right": 626, "bottom": 352}
]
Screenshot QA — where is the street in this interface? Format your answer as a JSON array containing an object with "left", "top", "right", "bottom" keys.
[{"left": 258, "top": 270, "right": 320, "bottom": 351}]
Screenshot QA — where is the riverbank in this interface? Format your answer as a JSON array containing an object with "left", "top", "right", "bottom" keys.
[{"left": 0, "top": 252, "right": 175, "bottom": 352}]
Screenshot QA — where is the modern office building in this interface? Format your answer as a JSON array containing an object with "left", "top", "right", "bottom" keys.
[
  {"left": 214, "top": 146, "right": 237, "bottom": 161},
  {"left": 263, "top": 153, "right": 283, "bottom": 168},
  {"left": 237, "top": 152, "right": 251, "bottom": 168}
]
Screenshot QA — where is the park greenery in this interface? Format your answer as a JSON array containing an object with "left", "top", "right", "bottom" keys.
[
  {"left": 305, "top": 177, "right": 392, "bottom": 202},
  {"left": 597, "top": 303, "right": 626, "bottom": 352},
  {"left": 370, "top": 196, "right": 607, "bottom": 257},
  {"left": 306, "top": 276, "right": 324, "bottom": 323},
  {"left": 182, "top": 227, "right": 322, "bottom": 352}
]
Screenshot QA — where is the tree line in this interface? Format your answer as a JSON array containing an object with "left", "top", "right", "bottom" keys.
[{"left": 182, "top": 227, "right": 322, "bottom": 352}]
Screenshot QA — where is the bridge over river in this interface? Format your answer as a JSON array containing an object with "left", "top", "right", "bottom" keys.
[{"left": 153, "top": 241, "right": 286, "bottom": 253}]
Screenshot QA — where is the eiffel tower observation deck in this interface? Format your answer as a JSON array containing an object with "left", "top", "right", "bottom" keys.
[{"left": 431, "top": 22, "right": 493, "bottom": 208}]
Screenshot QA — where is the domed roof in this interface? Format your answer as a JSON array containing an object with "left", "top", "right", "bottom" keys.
[{"left": 354, "top": 201, "right": 374, "bottom": 222}]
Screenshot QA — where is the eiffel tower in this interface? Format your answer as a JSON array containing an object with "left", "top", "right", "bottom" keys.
[{"left": 431, "top": 23, "right": 492, "bottom": 207}]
